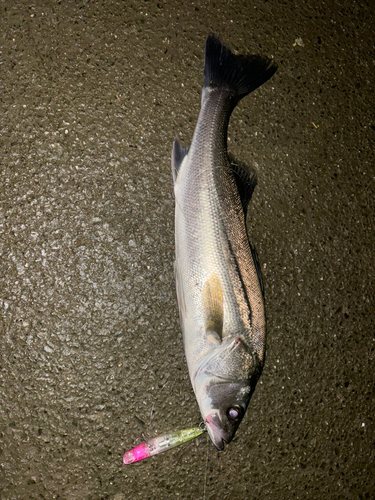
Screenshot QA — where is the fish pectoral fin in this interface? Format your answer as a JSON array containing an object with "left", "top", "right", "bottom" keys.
[
  {"left": 202, "top": 274, "right": 224, "bottom": 341},
  {"left": 228, "top": 154, "right": 257, "bottom": 218},
  {"left": 171, "top": 136, "right": 190, "bottom": 184},
  {"left": 250, "top": 243, "right": 265, "bottom": 298}
]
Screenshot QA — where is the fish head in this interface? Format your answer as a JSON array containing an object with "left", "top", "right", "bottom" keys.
[
  {"left": 203, "top": 380, "right": 252, "bottom": 450},
  {"left": 193, "top": 335, "right": 262, "bottom": 450}
]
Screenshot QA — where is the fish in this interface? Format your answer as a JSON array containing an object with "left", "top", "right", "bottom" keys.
[{"left": 172, "top": 35, "right": 277, "bottom": 450}]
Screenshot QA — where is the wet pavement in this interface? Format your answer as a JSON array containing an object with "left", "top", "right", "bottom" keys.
[{"left": 0, "top": 1, "right": 374, "bottom": 499}]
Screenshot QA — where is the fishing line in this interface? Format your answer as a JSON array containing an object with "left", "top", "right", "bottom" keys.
[{"left": 203, "top": 429, "right": 209, "bottom": 500}]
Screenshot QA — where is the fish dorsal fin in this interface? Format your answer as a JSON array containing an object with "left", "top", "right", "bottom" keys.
[
  {"left": 228, "top": 154, "right": 257, "bottom": 218},
  {"left": 202, "top": 274, "right": 224, "bottom": 341},
  {"left": 172, "top": 136, "right": 190, "bottom": 184},
  {"left": 250, "top": 244, "right": 264, "bottom": 298}
]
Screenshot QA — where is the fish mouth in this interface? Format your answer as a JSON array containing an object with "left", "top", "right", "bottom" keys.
[{"left": 205, "top": 413, "right": 228, "bottom": 451}]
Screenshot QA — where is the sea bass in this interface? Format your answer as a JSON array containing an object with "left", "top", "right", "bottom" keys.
[{"left": 172, "top": 35, "right": 277, "bottom": 450}]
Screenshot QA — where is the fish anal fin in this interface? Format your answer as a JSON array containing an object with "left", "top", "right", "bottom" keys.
[
  {"left": 228, "top": 154, "right": 257, "bottom": 218},
  {"left": 202, "top": 274, "right": 224, "bottom": 340},
  {"left": 172, "top": 136, "right": 190, "bottom": 184}
]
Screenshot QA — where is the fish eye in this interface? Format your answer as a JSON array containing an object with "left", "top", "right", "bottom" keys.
[{"left": 226, "top": 405, "right": 242, "bottom": 422}]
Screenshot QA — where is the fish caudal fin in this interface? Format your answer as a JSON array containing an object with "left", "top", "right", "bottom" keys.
[{"left": 203, "top": 35, "right": 277, "bottom": 103}]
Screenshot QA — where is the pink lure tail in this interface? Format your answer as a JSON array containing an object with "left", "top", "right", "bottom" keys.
[{"left": 123, "top": 442, "right": 150, "bottom": 465}]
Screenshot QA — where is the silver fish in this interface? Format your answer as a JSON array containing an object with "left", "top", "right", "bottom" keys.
[{"left": 172, "top": 35, "right": 277, "bottom": 450}]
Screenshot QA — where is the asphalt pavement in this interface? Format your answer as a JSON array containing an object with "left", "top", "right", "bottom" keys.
[{"left": 0, "top": 1, "right": 374, "bottom": 498}]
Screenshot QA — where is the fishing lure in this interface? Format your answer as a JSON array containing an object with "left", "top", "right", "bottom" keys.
[{"left": 123, "top": 427, "right": 203, "bottom": 464}]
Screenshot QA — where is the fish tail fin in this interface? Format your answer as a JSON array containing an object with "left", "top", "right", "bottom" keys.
[{"left": 203, "top": 35, "right": 277, "bottom": 103}]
